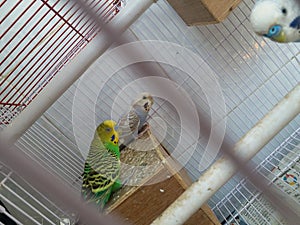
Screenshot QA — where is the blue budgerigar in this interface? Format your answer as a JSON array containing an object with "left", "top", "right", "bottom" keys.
[
  {"left": 117, "top": 92, "right": 154, "bottom": 151},
  {"left": 250, "top": 0, "right": 300, "bottom": 43}
]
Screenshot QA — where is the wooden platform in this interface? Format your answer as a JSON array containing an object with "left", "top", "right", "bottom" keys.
[
  {"left": 106, "top": 130, "right": 220, "bottom": 225},
  {"left": 166, "top": 0, "right": 241, "bottom": 26}
]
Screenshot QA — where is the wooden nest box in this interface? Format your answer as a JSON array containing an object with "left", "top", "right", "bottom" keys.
[
  {"left": 107, "top": 130, "right": 220, "bottom": 225},
  {"left": 166, "top": 0, "right": 241, "bottom": 26}
]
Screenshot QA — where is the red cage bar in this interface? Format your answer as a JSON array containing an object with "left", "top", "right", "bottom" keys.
[{"left": 0, "top": 0, "right": 125, "bottom": 127}]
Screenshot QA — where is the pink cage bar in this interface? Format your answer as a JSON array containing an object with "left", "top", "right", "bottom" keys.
[{"left": 0, "top": 0, "right": 125, "bottom": 127}]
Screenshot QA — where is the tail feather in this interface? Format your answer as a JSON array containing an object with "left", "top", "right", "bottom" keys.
[
  {"left": 81, "top": 187, "right": 112, "bottom": 212},
  {"left": 76, "top": 188, "right": 112, "bottom": 225}
]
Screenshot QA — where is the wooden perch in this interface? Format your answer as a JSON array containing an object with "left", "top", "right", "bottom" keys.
[
  {"left": 166, "top": 0, "right": 241, "bottom": 26},
  {"left": 106, "top": 130, "right": 220, "bottom": 225}
]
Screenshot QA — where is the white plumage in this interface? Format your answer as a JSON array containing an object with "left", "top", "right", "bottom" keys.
[
  {"left": 116, "top": 92, "right": 154, "bottom": 151},
  {"left": 250, "top": 0, "right": 300, "bottom": 43}
]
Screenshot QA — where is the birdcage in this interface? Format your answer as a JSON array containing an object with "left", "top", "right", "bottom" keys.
[{"left": 1, "top": 0, "right": 299, "bottom": 225}]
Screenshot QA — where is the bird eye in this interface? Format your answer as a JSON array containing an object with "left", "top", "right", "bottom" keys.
[
  {"left": 281, "top": 8, "right": 287, "bottom": 15},
  {"left": 271, "top": 27, "right": 276, "bottom": 33},
  {"left": 106, "top": 128, "right": 111, "bottom": 132},
  {"left": 266, "top": 25, "right": 282, "bottom": 37},
  {"left": 143, "top": 96, "right": 147, "bottom": 99}
]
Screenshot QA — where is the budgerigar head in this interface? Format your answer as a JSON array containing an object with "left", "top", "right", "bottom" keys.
[
  {"left": 132, "top": 92, "right": 154, "bottom": 112},
  {"left": 250, "top": 0, "right": 291, "bottom": 43},
  {"left": 97, "top": 120, "right": 119, "bottom": 147}
]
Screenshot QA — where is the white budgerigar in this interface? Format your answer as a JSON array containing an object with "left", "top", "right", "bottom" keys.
[
  {"left": 117, "top": 92, "right": 154, "bottom": 151},
  {"left": 250, "top": 0, "right": 300, "bottom": 43}
]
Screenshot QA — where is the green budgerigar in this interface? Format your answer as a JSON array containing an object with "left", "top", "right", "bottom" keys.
[{"left": 81, "top": 120, "right": 121, "bottom": 211}]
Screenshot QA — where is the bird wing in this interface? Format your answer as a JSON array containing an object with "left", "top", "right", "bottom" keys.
[
  {"left": 81, "top": 137, "right": 120, "bottom": 206},
  {"left": 117, "top": 108, "right": 140, "bottom": 145}
]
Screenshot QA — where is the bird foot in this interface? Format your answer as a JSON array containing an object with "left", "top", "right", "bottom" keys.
[{"left": 138, "top": 123, "right": 150, "bottom": 137}]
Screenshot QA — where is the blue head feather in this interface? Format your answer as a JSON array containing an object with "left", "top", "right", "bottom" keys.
[{"left": 290, "top": 16, "right": 300, "bottom": 29}]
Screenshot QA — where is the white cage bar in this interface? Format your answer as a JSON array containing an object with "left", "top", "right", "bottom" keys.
[
  {"left": 151, "top": 84, "right": 300, "bottom": 225},
  {"left": 214, "top": 127, "right": 300, "bottom": 225},
  {"left": 0, "top": 163, "right": 72, "bottom": 224}
]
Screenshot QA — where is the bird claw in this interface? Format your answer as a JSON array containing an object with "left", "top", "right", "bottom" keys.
[{"left": 138, "top": 123, "right": 150, "bottom": 137}]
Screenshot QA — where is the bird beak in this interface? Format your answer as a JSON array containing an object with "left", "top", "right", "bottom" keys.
[
  {"left": 270, "top": 30, "right": 286, "bottom": 43},
  {"left": 111, "top": 132, "right": 119, "bottom": 144},
  {"left": 144, "top": 102, "right": 150, "bottom": 111}
]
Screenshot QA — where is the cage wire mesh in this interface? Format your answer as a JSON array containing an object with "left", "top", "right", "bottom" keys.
[
  {"left": 0, "top": 0, "right": 300, "bottom": 224},
  {"left": 0, "top": 163, "right": 72, "bottom": 224},
  {"left": 212, "top": 128, "right": 300, "bottom": 225}
]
